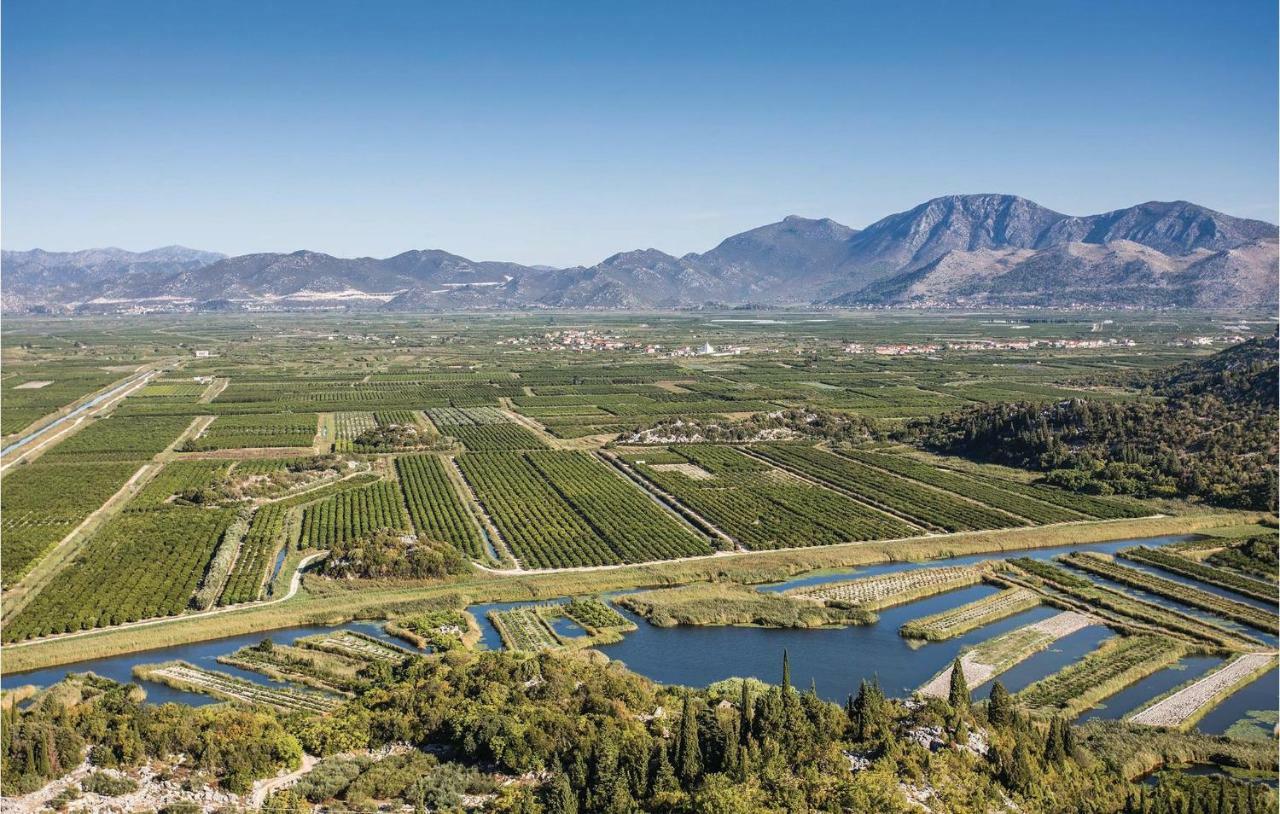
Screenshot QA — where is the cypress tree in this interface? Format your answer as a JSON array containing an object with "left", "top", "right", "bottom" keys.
[
  {"left": 987, "top": 681, "right": 1014, "bottom": 728},
  {"left": 781, "top": 650, "right": 791, "bottom": 694},
  {"left": 1044, "top": 717, "right": 1066, "bottom": 765},
  {"left": 543, "top": 772, "right": 578, "bottom": 814},
  {"left": 948, "top": 657, "right": 970, "bottom": 713},
  {"left": 647, "top": 741, "right": 677, "bottom": 796},
  {"left": 738, "top": 680, "right": 753, "bottom": 747},
  {"left": 675, "top": 692, "right": 702, "bottom": 785}
]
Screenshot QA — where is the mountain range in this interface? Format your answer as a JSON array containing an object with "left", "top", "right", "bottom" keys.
[{"left": 4, "top": 195, "right": 1275, "bottom": 312}]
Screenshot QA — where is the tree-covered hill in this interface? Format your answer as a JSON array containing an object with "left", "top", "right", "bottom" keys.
[{"left": 897, "top": 338, "right": 1279, "bottom": 511}]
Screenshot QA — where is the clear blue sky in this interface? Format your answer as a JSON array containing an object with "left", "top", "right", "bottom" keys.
[{"left": 3, "top": 0, "right": 1276, "bottom": 266}]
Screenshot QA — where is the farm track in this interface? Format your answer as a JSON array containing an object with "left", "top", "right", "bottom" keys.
[
  {"left": 1126, "top": 652, "right": 1278, "bottom": 728},
  {"left": 599, "top": 452, "right": 741, "bottom": 550},
  {"left": 198, "top": 377, "right": 230, "bottom": 403}
]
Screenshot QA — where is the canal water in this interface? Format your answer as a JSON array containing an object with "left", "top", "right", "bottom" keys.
[{"left": 4, "top": 533, "right": 1273, "bottom": 730}]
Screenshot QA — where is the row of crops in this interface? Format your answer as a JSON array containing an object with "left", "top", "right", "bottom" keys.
[
  {"left": 627, "top": 446, "right": 915, "bottom": 550},
  {"left": 456, "top": 451, "right": 712, "bottom": 567},
  {"left": 186, "top": 413, "right": 318, "bottom": 450},
  {"left": 40, "top": 414, "right": 194, "bottom": 462},
  {"left": 0, "top": 461, "right": 140, "bottom": 583},
  {"left": 3, "top": 507, "right": 234, "bottom": 642},
  {"left": 839, "top": 450, "right": 1088, "bottom": 524},
  {"left": 1008, "top": 559, "right": 1260, "bottom": 650},
  {"left": 218, "top": 504, "right": 288, "bottom": 605},
  {"left": 1015, "top": 635, "right": 1185, "bottom": 717},
  {"left": 441, "top": 423, "right": 547, "bottom": 451},
  {"left": 137, "top": 661, "right": 342, "bottom": 713},
  {"left": 1061, "top": 552, "right": 1278, "bottom": 633},
  {"left": 1119, "top": 547, "right": 1277, "bottom": 603},
  {"left": 787, "top": 565, "right": 984, "bottom": 609},
  {"left": 900, "top": 587, "right": 1041, "bottom": 641},
  {"left": 332, "top": 411, "right": 377, "bottom": 452},
  {"left": 490, "top": 607, "right": 562, "bottom": 651},
  {"left": 127, "top": 460, "right": 229, "bottom": 510},
  {"left": 750, "top": 444, "right": 1024, "bottom": 532},
  {"left": 298, "top": 480, "right": 409, "bottom": 548},
  {"left": 395, "top": 454, "right": 486, "bottom": 559}
]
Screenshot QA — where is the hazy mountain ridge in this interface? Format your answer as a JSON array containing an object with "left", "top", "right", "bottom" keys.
[{"left": 4, "top": 196, "right": 1275, "bottom": 312}]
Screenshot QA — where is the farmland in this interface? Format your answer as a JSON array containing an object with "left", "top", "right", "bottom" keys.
[
  {"left": 918, "top": 610, "right": 1095, "bottom": 697},
  {"left": 900, "top": 587, "right": 1041, "bottom": 641},
  {"left": 297, "top": 479, "right": 410, "bottom": 549},
  {"left": 1119, "top": 547, "right": 1277, "bottom": 603},
  {"left": 1061, "top": 552, "right": 1278, "bottom": 633},
  {"left": 751, "top": 444, "right": 1025, "bottom": 532},
  {"left": 1015, "top": 635, "right": 1187, "bottom": 718},
  {"left": 183, "top": 413, "right": 318, "bottom": 451},
  {"left": 395, "top": 454, "right": 486, "bottom": 559},
  {"left": 218, "top": 504, "right": 288, "bottom": 605},
  {"left": 490, "top": 606, "right": 562, "bottom": 651},
  {"left": 0, "top": 311, "right": 1273, "bottom": 776},
  {"left": 457, "top": 450, "right": 712, "bottom": 567},
  {"left": 1, "top": 461, "right": 141, "bottom": 582},
  {"left": 786, "top": 565, "right": 986, "bottom": 610},
  {"left": 4, "top": 506, "right": 234, "bottom": 641},
  {"left": 625, "top": 446, "right": 916, "bottom": 550},
  {"left": 134, "top": 660, "right": 342, "bottom": 713}
]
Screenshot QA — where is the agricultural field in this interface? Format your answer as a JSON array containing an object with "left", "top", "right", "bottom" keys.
[
  {"left": 626, "top": 445, "right": 916, "bottom": 550},
  {"left": 457, "top": 450, "right": 712, "bottom": 567},
  {"left": 1007, "top": 558, "right": 1262, "bottom": 650},
  {"left": 183, "top": 413, "right": 318, "bottom": 451},
  {"left": 134, "top": 660, "right": 342, "bottom": 713},
  {"left": 900, "top": 587, "right": 1041, "bottom": 641},
  {"left": 1015, "top": 635, "right": 1187, "bottom": 718},
  {"left": 331, "top": 411, "right": 377, "bottom": 452},
  {"left": 395, "top": 454, "right": 486, "bottom": 559},
  {"left": 919, "top": 611, "right": 1095, "bottom": 697},
  {"left": 839, "top": 450, "right": 1091, "bottom": 524},
  {"left": 4, "top": 506, "right": 234, "bottom": 641},
  {"left": 1119, "top": 547, "right": 1277, "bottom": 604},
  {"left": 298, "top": 630, "right": 413, "bottom": 663},
  {"left": 218, "top": 640, "right": 365, "bottom": 693},
  {"left": 443, "top": 422, "right": 548, "bottom": 451},
  {"left": 1061, "top": 552, "right": 1278, "bottom": 634},
  {"left": 0, "top": 461, "right": 141, "bottom": 583},
  {"left": 297, "top": 480, "right": 409, "bottom": 549},
  {"left": 218, "top": 504, "right": 288, "bottom": 605},
  {"left": 127, "top": 460, "right": 231, "bottom": 510},
  {"left": 751, "top": 444, "right": 1025, "bottom": 532},
  {"left": 40, "top": 414, "right": 194, "bottom": 462},
  {"left": 563, "top": 597, "right": 633, "bottom": 631},
  {"left": 1127, "top": 652, "right": 1278, "bottom": 729},
  {"left": 786, "top": 565, "right": 985, "bottom": 609},
  {"left": 490, "top": 606, "right": 562, "bottom": 652},
  {"left": 1, "top": 364, "right": 126, "bottom": 435}
]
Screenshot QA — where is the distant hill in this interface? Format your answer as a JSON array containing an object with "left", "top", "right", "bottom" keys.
[{"left": 4, "top": 196, "right": 1275, "bottom": 312}]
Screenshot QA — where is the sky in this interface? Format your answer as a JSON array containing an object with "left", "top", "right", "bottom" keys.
[{"left": 3, "top": 0, "right": 1277, "bottom": 267}]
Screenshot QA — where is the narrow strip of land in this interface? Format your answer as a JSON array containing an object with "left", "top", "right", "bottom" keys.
[
  {"left": 919, "top": 611, "right": 1095, "bottom": 698},
  {"left": 1127, "top": 652, "right": 1278, "bottom": 728}
]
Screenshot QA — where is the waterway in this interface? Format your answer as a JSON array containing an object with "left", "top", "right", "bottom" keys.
[
  {"left": 0, "top": 373, "right": 150, "bottom": 457},
  {"left": 3, "top": 533, "right": 1273, "bottom": 731}
]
